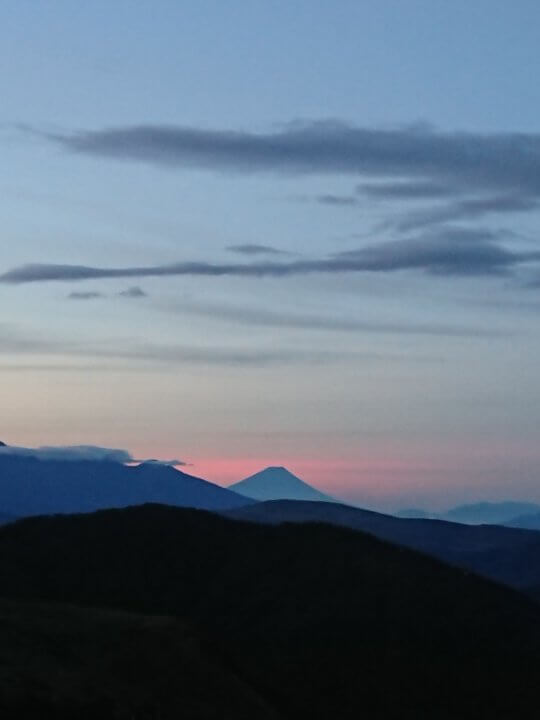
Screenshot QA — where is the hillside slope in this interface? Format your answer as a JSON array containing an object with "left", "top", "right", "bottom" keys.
[
  {"left": 227, "top": 499, "right": 540, "bottom": 589},
  {"left": 0, "top": 504, "right": 539, "bottom": 719}
]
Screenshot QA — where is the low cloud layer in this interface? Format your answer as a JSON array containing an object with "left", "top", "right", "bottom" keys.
[
  {"left": 0, "top": 443, "right": 188, "bottom": 466},
  {"left": 0, "top": 444, "right": 133, "bottom": 463}
]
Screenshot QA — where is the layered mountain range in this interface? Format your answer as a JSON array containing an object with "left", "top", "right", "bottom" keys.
[{"left": 2, "top": 451, "right": 540, "bottom": 715}]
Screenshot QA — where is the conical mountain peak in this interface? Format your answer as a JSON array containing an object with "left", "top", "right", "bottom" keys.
[{"left": 229, "top": 466, "right": 334, "bottom": 503}]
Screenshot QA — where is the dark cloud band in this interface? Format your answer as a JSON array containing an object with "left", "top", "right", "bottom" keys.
[
  {"left": 1, "top": 228, "right": 536, "bottom": 285},
  {"left": 48, "top": 121, "right": 540, "bottom": 199}
]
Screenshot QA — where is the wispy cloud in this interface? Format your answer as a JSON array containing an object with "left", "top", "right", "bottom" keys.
[
  {"left": 0, "top": 443, "right": 188, "bottom": 466},
  {"left": 357, "top": 181, "right": 457, "bottom": 200},
  {"left": 0, "top": 444, "right": 132, "bottom": 463},
  {"left": 45, "top": 121, "right": 540, "bottom": 199},
  {"left": 316, "top": 194, "right": 359, "bottom": 206},
  {"left": 0, "top": 324, "right": 393, "bottom": 368},
  {"left": 226, "top": 243, "right": 291, "bottom": 256},
  {"left": 67, "top": 287, "right": 148, "bottom": 300},
  {"left": 393, "top": 195, "right": 540, "bottom": 231},
  {"left": 118, "top": 286, "right": 147, "bottom": 298},
  {"left": 68, "top": 291, "right": 104, "bottom": 300},
  {"left": 332, "top": 228, "right": 537, "bottom": 277},
  {"left": 172, "top": 299, "right": 507, "bottom": 338}
]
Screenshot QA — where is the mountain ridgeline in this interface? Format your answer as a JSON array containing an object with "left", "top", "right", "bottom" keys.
[
  {"left": 227, "top": 499, "right": 540, "bottom": 591},
  {"left": 505, "top": 511, "right": 540, "bottom": 531},
  {"left": 0, "top": 454, "right": 250, "bottom": 516}
]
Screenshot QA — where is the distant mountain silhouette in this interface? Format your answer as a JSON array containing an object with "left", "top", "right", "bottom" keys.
[
  {"left": 0, "top": 441, "right": 6, "bottom": 447},
  {"left": 1, "top": 503, "right": 540, "bottom": 718},
  {"left": 505, "top": 512, "right": 540, "bottom": 531},
  {"left": 440, "top": 501, "right": 540, "bottom": 524},
  {"left": 395, "top": 507, "right": 433, "bottom": 519},
  {"left": 0, "top": 514, "right": 14, "bottom": 526},
  {"left": 229, "top": 466, "right": 334, "bottom": 502},
  {"left": 395, "top": 500, "right": 540, "bottom": 524},
  {"left": 227, "top": 499, "right": 540, "bottom": 590},
  {"left": 0, "top": 455, "right": 250, "bottom": 516}
]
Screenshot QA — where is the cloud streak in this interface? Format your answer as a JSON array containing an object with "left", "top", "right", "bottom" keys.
[
  {"left": 48, "top": 121, "right": 540, "bottom": 198},
  {"left": 0, "top": 444, "right": 133, "bottom": 463},
  {"left": 393, "top": 195, "right": 540, "bottom": 231},
  {"left": 226, "top": 243, "right": 291, "bottom": 256},
  {"left": 332, "top": 228, "right": 538, "bottom": 277},
  {"left": 68, "top": 291, "right": 104, "bottom": 300},
  {"left": 0, "top": 324, "right": 390, "bottom": 368},
  {"left": 118, "top": 286, "right": 147, "bottom": 298},
  {"left": 173, "top": 300, "right": 507, "bottom": 338},
  {"left": 0, "top": 443, "right": 188, "bottom": 466},
  {"left": 2, "top": 229, "right": 537, "bottom": 285}
]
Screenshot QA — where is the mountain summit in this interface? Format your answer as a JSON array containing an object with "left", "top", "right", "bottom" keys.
[{"left": 229, "top": 466, "right": 334, "bottom": 502}]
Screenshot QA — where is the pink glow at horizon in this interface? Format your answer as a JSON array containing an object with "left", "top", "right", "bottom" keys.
[
  {"left": 168, "top": 453, "right": 443, "bottom": 503},
  {"left": 140, "top": 441, "right": 540, "bottom": 511}
]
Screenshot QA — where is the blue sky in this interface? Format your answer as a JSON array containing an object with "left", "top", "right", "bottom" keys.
[{"left": 3, "top": 1, "right": 540, "bottom": 510}]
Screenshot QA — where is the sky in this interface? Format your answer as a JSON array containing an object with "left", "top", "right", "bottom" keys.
[{"left": 2, "top": 1, "right": 540, "bottom": 511}]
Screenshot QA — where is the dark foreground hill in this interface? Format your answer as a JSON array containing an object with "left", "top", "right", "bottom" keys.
[
  {"left": 0, "top": 598, "right": 276, "bottom": 720},
  {"left": 1, "top": 505, "right": 540, "bottom": 719},
  {"left": 227, "top": 499, "right": 540, "bottom": 590},
  {"left": 0, "top": 455, "right": 249, "bottom": 516}
]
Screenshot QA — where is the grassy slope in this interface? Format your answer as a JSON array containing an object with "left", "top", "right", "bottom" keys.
[{"left": 0, "top": 598, "right": 279, "bottom": 719}]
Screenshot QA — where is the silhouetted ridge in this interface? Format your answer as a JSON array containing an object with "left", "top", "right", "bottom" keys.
[
  {"left": 0, "top": 454, "right": 251, "bottom": 516},
  {"left": 226, "top": 499, "right": 540, "bottom": 590}
]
